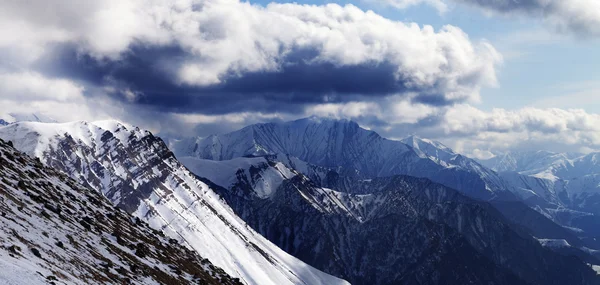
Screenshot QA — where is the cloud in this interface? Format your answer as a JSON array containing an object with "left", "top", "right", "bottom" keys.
[
  {"left": 0, "top": 0, "right": 501, "bottom": 115},
  {"left": 298, "top": 99, "right": 600, "bottom": 156},
  {"left": 369, "top": 0, "right": 600, "bottom": 38},
  {"left": 408, "top": 105, "right": 600, "bottom": 155},
  {"left": 454, "top": 0, "right": 600, "bottom": 37},
  {"left": 0, "top": 71, "right": 84, "bottom": 101}
]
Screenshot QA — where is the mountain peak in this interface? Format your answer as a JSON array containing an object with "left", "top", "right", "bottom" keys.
[{"left": 401, "top": 135, "right": 455, "bottom": 157}]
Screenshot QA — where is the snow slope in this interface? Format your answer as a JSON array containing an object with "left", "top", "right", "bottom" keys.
[
  {"left": 0, "top": 138, "right": 241, "bottom": 285},
  {"left": 0, "top": 121, "right": 348, "bottom": 285}
]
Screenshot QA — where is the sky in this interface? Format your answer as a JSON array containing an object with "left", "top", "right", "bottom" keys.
[{"left": 1, "top": 0, "right": 600, "bottom": 158}]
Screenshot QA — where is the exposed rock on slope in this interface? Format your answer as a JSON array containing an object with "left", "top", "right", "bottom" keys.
[{"left": 0, "top": 138, "right": 241, "bottom": 285}]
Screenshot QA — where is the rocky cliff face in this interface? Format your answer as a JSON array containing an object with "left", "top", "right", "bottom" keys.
[{"left": 0, "top": 138, "right": 241, "bottom": 285}]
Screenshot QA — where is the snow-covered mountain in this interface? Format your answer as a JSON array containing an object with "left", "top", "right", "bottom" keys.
[
  {"left": 173, "top": 117, "right": 600, "bottom": 242},
  {"left": 0, "top": 138, "right": 241, "bottom": 285},
  {"left": 170, "top": 117, "right": 514, "bottom": 201},
  {"left": 180, "top": 155, "right": 600, "bottom": 285},
  {"left": 0, "top": 121, "right": 348, "bottom": 285},
  {"left": 0, "top": 112, "right": 58, "bottom": 125},
  {"left": 479, "top": 151, "right": 600, "bottom": 237}
]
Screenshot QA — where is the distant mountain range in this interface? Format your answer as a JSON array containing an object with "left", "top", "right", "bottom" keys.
[
  {"left": 169, "top": 117, "right": 514, "bottom": 201},
  {"left": 479, "top": 150, "right": 600, "bottom": 240},
  {"left": 170, "top": 117, "right": 600, "bottom": 284}
]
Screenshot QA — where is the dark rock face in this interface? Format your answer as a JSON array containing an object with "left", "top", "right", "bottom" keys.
[
  {"left": 202, "top": 168, "right": 600, "bottom": 285},
  {"left": 40, "top": 125, "right": 174, "bottom": 212}
]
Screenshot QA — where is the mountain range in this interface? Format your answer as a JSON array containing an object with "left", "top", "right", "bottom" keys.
[
  {"left": 480, "top": 150, "right": 600, "bottom": 241},
  {"left": 171, "top": 117, "right": 600, "bottom": 284},
  {"left": 2, "top": 116, "right": 600, "bottom": 284}
]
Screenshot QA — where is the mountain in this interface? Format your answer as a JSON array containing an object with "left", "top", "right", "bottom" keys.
[
  {"left": 0, "top": 138, "right": 241, "bottom": 285},
  {"left": 172, "top": 117, "right": 600, "bottom": 244},
  {"left": 170, "top": 117, "right": 514, "bottom": 201},
  {"left": 0, "top": 121, "right": 348, "bottom": 285},
  {"left": 480, "top": 151, "right": 600, "bottom": 237},
  {"left": 180, "top": 155, "right": 600, "bottom": 285},
  {"left": 0, "top": 112, "right": 58, "bottom": 125}
]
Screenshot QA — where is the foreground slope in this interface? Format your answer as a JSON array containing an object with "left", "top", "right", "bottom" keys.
[
  {"left": 182, "top": 155, "right": 600, "bottom": 285},
  {"left": 0, "top": 138, "right": 241, "bottom": 285},
  {"left": 0, "top": 121, "right": 348, "bottom": 285}
]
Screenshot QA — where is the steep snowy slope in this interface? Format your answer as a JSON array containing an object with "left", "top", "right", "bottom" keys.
[
  {"left": 0, "top": 121, "right": 348, "bottom": 285},
  {"left": 171, "top": 117, "right": 514, "bottom": 201},
  {"left": 0, "top": 138, "right": 241, "bottom": 285},
  {"left": 181, "top": 155, "right": 600, "bottom": 285}
]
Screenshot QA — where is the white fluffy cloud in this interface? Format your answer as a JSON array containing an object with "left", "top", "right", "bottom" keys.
[
  {"left": 0, "top": 71, "right": 126, "bottom": 124},
  {"left": 0, "top": 72, "right": 84, "bottom": 102},
  {"left": 0, "top": 0, "right": 501, "bottom": 103},
  {"left": 300, "top": 99, "right": 600, "bottom": 156},
  {"left": 396, "top": 104, "right": 600, "bottom": 156},
  {"left": 307, "top": 95, "right": 437, "bottom": 124},
  {"left": 438, "top": 105, "right": 600, "bottom": 154}
]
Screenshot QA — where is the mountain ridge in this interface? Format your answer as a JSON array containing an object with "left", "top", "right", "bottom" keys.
[{"left": 0, "top": 120, "right": 349, "bottom": 285}]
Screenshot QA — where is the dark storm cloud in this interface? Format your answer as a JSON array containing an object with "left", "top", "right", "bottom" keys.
[{"left": 35, "top": 44, "right": 425, "bottom": 114}]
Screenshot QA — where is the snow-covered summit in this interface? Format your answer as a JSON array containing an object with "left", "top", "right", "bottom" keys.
[
  {"left": 0, "top": 120, "right": 147, "bottom": 158},
  {"left": 400, "top": 135, "right": 458, "bottom": 165}
]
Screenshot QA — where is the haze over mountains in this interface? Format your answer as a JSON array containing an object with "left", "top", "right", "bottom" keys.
[{"left": 2, "top": 115, "right": 599, "bottom": 284}]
